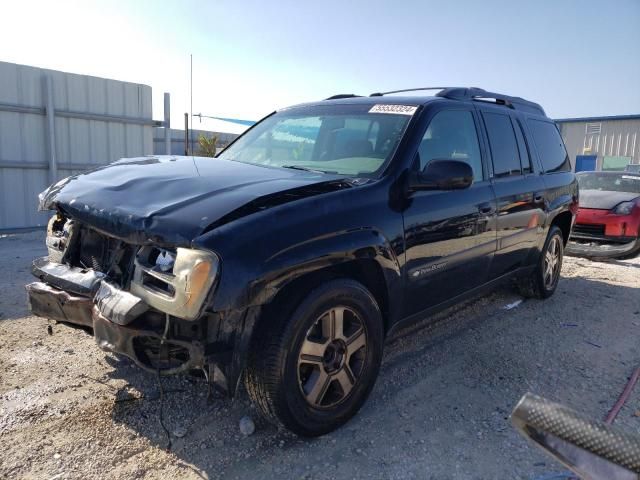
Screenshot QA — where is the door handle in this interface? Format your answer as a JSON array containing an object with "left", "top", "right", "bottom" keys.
[
  {"left": 533, "top": 193, "right": 544, "bottom": 204},
  {"left": 478, "top": 202, "right": 495, "bottom": 214}
]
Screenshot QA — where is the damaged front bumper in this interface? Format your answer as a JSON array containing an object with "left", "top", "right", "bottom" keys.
[
  {"left": 26, "top": 257, "right": 255, "bottom": 389},
  {"left": 26, "top": 280, "right": 205, "bottom": 375},
  {"left": 566, "top": 236, "right": 640, "bottom": 259},
  {"left": 27, "top": 281, "right": 94, "bottom": 327},
  {"left": 92, "top": 311, "right": 206, "bottom": 376}
]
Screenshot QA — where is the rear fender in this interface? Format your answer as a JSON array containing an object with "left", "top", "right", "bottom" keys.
[{"left": 525, "top": 187, "right": 577, "bottom": 265}]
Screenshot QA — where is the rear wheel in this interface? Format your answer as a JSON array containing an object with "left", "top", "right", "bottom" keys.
[
  {"left": 244, "top": 279, "right": 384, "bottom": 436},
  {"left": 518, "top": 225, "right": 564, "bottom": 299}
]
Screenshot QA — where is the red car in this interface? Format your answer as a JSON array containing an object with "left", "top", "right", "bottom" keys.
[{"left": 567, "top": 171, "right": 640, "bottom": 258}]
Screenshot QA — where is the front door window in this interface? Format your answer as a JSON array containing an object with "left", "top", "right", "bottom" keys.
[{"left": 418, "top": 110, "right": 483, "bottom": 182}]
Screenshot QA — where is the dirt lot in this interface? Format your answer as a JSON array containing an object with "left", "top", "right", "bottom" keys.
[{"left": 1, "top": 231, "right": 639, "bottom": 480}]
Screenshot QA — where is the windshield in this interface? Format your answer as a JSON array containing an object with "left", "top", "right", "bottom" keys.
[
  {"left": 578, "top": 172, "right": 640, "bottom": 194},
  {"left": 217, "top": 104, "right": 416, "bottom": 176}
]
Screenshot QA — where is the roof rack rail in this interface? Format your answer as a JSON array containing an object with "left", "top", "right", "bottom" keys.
[
  {"left": 325, "top": 94, "right": 361, "bottom": 100},
  {"left": 436, "top": 87, "right": 545, "bottom": 115},
  {"left": 369, "top": 87, "right": 449, "bottom": 97},
  {"left": 367, "top": 87, "right": 545, "bottom": 116}
]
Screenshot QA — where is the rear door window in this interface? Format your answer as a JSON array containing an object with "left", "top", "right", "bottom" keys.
[
  {"left": 528, "top": 120, "right": 571, "bottom": 173},
  {"left": 482, "top": 112, "right": 522, "bottom": 178}
]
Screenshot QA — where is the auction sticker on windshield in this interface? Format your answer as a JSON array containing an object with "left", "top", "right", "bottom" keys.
[{"left": 369, "top": 104, "right": 418, "bottom": 115}]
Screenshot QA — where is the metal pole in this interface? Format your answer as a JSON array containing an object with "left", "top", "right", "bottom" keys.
[
  {"left": 184, "top": 113, "right": 189, "bottom": 156},
  {"left": 163, "top": 92, "right": 171, "bottom": 155},
  {"left": 190, "top": 54, "right": 194, "bottom": 156},
  {"left": 43, "top": 75, "right": 57, "bottom": 184}
]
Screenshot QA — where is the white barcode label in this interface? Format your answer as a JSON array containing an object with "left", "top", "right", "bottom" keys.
[{"left": 368, "top": 104, "right": 418, "bottom": 115}]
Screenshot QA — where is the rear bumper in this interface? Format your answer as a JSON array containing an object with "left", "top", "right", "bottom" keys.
[{"left": 566, "top": 236, "right": 640, "bottom": 258}]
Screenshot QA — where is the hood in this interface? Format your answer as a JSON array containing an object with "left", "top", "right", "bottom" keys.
[
  {"left": 579, "top": 189, "right": 640, "bottom": 210},
  {"left": 40, "top": 156, "right": 351, "bottom": 246}
]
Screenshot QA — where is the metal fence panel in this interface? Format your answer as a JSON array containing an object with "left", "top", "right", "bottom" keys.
[
  {"left": 152, "top": 128, "right": 239, "bottom": 156},
  {"left": 0, "top": 61, "right": 153, "bottom": 230}
]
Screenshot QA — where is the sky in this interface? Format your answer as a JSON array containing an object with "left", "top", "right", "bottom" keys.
[{"left": 2, "top": 0, "right": 639, "bottom": 134}]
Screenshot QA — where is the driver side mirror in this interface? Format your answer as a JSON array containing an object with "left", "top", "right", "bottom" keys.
[{"left": 408, "top": 159, "right": 474, "bottom": 192}]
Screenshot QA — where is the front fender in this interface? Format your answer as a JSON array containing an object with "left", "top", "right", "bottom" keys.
[
  {"left": 250, "top": 227, "right": 402, "bottom": 309},
  {"left": 193, "top": 177, "right": 406, "bottom": 313},
  {"left": 208, "top": 228, "right": 403, "bottom": 397}
]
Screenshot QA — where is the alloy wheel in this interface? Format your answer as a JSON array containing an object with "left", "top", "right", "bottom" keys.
[
  {"left": 543, "top": 236, "right": 562, "bottom": 289},
  {"left": 297, "top": 307, "right": 367, "bottom": 408}
]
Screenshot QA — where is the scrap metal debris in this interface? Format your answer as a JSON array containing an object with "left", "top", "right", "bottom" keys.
[{"left": 503, "top": 299, "right": 523, "bottom": 310}]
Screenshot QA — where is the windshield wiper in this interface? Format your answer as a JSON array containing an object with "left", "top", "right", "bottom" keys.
[{"left": 281, "top": 165, "right": 326, "bottom": 174}]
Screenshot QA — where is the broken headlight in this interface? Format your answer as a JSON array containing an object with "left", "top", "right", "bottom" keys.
[
  {"left": 130, "top": 246, "right": 219, "bottom": 321},
  {"left": 45, "top": 214, "right": 78, "bottom": 263}
]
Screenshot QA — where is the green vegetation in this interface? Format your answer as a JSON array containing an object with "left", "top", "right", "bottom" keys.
[{"left": 197, "top": 134, "right": 218, "bottom": 157}]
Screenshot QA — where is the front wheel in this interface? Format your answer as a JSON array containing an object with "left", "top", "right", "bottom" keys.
[
  {"left": 518, "top": 225, "right": 564, "bottom": 299},
  {"left": 244, "top": 279, "right": 384, "bottom": 436}
]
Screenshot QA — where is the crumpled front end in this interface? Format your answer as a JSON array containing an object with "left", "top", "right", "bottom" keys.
[
  {"left": 567, "top": 207, "right": 640, "bottom": 258},
  {"left": 26, "top": 213, "right": 253, "bottom": 391}
]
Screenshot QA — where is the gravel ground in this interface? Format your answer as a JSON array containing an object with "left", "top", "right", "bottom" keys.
[{"left": 1, "top": 231, "right": 639, "bottom": 480}]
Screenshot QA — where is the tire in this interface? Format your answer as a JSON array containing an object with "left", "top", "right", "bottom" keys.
[
  {"left": 244, "top": 278, "right": 384, "bottom": 436},
  {"left": 518, "top": 225, "right": 564, "bottom": 299}
]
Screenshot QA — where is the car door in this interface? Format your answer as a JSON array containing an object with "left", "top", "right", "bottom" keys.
[
  {"left": 477, "top": 108, "right": 547, "bottom": 277},
  {"left": 402, "top": 107, "right": 498, "bottom": 317}
]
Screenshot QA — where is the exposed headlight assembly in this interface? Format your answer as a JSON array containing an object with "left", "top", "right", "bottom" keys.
[
  {"left": 130, "top": 247, "right": 219, "bottom": 320},
  {"left": 45, "top": 214, "right": 78, "bottom": 263},
  {"left": 612, "top": 201, "right": 636, "bottom": 216}
]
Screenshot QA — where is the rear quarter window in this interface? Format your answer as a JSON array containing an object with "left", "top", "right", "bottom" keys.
[{"left": 528, "top": 120, "right": 571, "bottom": 173}]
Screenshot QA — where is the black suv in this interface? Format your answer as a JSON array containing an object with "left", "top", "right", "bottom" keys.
[{"left": 28, "top": 87, "right": 578, "bottom": 436}]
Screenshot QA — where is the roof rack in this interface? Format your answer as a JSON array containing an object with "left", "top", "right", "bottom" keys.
[
  {"left": 367, "top": 87, "right": 545, "bottom": 116},
  {"left": 437, "top": 87, "right": 545, "bottom": 115},
  {"left": 325, "top": 94, "right": 361, "bottom": 100},
  {"left": 369, "top": 87, "right": 450, "bottom": 97}
]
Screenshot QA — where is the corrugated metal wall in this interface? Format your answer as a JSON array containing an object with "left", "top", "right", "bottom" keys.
[
  {"left": 558, "top": 118, "right": 640, "bottom": 171},
  {"left": 0, "top": 61, "right": 153, "bottom": 230}
]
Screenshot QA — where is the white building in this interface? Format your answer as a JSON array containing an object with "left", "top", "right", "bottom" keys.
[{"left": 556, "top": 115, "right": 640, "bottom": 172}]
